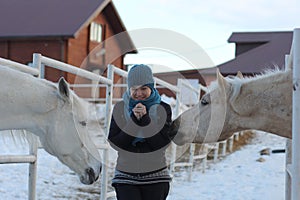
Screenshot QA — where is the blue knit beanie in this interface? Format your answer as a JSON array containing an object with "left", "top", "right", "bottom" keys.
[{"left": 127, "top": 64, "right": 154, "bottom": 88}]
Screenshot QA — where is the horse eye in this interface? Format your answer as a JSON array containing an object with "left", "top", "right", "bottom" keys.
[
  {"left": 79, "top": 121, "right": 87, "bottom": 126},
  {"left": 201, "top": 97, "right": 209, "bottom": 106}
]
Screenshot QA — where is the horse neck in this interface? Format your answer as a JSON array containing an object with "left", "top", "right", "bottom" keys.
[
  {"left": 230, "top": 70, "right": 292, "bottom": 138},
  {"left": 0, "top": 68, "right": 58, "bottom": 134}
]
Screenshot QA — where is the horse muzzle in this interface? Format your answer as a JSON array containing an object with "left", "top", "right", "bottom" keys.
[{"left": 80, "top": 166, "right": 101, "bottom": 185}]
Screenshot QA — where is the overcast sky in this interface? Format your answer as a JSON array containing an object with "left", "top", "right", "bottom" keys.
[{"left": 113, "top": 0, "right": 300, "bottom": 72}]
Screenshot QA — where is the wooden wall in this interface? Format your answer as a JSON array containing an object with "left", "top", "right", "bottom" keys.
[
  {"left": 66, "top": 12, "right": 126, "bottom": 99},
  {"left": 0, "top": 39, "right": 66, "bottom": 82}
]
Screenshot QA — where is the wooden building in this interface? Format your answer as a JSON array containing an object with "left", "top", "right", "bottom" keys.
[
  {"left": 157, "top": 31, "right": 293, "bottom": 87},
  {"left": 217, "top": 31, "right": 293, "bottom": 75},
  {"left": 0, "top": 0, "right": 136, "bottom": 98},
  {"left": 201, "top": 31, "right": 293, "bottom": 84}
]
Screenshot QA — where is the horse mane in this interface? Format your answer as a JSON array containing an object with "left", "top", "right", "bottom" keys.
[
  {"left": 236, "top": 67, "right": 284, "bottom": 82},
  {"left": 40, "top": 78, "right": 58, "bottom": 90},
  {"left": 1, "top": 130, "right": 39, "bottom": 149},
  {"left": 0, "top": 66, "right": 76, "bottom": 147},
  {"left": 207, "top": 67, "right": 289, "bottom": 103}
]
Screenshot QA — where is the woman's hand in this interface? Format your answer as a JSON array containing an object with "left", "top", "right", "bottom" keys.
[{"left": 132, "top": 103, "right": 147, "bottom": 120}]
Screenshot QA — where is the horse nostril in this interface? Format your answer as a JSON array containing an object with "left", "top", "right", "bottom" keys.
[{"left": 86, "top": 167, "right": 96, "bottom": 184}]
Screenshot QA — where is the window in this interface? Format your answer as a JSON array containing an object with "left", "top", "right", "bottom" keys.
[{"left": 90, "top": 22, "right": 102, "bottom": 42}]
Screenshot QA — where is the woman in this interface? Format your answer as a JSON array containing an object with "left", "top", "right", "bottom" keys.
[{"left": 108, "top": 64, "right": 175, "bottom": 200}]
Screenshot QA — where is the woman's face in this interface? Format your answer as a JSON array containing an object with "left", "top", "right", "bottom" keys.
[{"left": 130, "top": 85, "right": 152, "bottom": 100}]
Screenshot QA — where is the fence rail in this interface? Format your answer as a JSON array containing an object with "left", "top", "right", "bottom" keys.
[
  {"left": 0, "top": 57, "right": 39, "bottom": 76},
  {"left": 1, "top": 53, "right": 251, "bottom": 200}
]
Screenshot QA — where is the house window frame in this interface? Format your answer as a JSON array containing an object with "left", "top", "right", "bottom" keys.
[{"left": 90, "top": 22, "right": 102, "bottom": 43}]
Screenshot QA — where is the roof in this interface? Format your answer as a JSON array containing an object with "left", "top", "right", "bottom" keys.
[
  {"left": 0, "top": 0, "right": 109, "bottom": 38},
  {"left": 218, "top": 31, "right": 293, "bottom": 74},
  {"left": 228, "top": 31, "right": 291, "bottom": 43},
  {"left": 0, "top": 0, "right": 122, "bottom": 39},
  {"left": 154, "top": 69, "right": 207, "bottom": 86}
]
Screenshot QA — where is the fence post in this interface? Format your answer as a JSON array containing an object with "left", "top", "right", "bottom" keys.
[
  {"left": 100, "top": 64, "right": 114, "bottom": 200},
  {"left": 30, "top": 53, "right": 43, "bottom": 200},
  {"left": 286, "top": 138, "right": 292, "bottom": 200},
  {"left": 187, "top": 83, "right": 201, "bottom": 181},
  {"left": 32, "top": 53, "right": 42, "bottom": 78},
  {"left": 187, "top": 144, "right": 195, "bottom": 181},
  {"left": 28, "top": 132, "right": 38, "bottom": 200},
  {"left": 285, "top": 54, "right": 292, "bottom": 200},
  {"left": 169, "top": 79, "right": 182, "bottom": 173},
  {"left": 292, "top": 28, "right": 300, "bottom": 200},
  {"left": 220, "top": 141, "right": 227, "bottom": 157}
]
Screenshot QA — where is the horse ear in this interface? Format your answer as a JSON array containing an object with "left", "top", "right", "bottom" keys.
[
  {"left": 286, "top": 51, "right": 293, "bottom": 71},
  {"left": 217, "top": 68, "right": 230, "bottom": 93},
  {"left": 236, "top": 71, "right": 243, "bottom": 79},
  {"left": 58, "top": 77, "right": 70, "bottom": 101},
  {"left": 216, "top": 69, "right": 226, "bottom": 87}
]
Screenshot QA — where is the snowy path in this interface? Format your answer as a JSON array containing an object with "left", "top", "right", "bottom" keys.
[
  {"left": 0, "top": 131, "right": 286, "bottom": 200},
  {"left": 168, "top": 132, "right": 286, "bottom": 200}
]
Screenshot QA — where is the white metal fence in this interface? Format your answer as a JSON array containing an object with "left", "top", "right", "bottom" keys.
[
  {"left": 80, "top": 63, "right": 243, "bottom": 184},
  {"left": 1, "top": 53, "right": 250, "bottom": 200},
  {"left": 0, "top": 54, "right": 115, "bottom": 200},
  {"left": 32, "top": 53, "right": 114, "bottom": 200},
  {"left": 285, "top": 28, "right": 300, "bottom": 200}
]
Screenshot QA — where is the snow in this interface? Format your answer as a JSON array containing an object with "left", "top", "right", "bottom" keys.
[
  {"left": 167, "top": 132, "right": 286, "bottom": 200},
  {"left": 0, "top": 100, "right": 288, "bottom": 200},
  {"left": 0, "top": 130, "right": 287, "bottom": 200}
]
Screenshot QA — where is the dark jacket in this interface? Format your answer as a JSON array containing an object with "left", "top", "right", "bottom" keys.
[{"left": 108, "top": 100, "right": 173, "bottom": 174}]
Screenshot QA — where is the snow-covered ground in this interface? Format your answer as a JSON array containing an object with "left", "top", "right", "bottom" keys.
[
  {"left": 167, "top": 132, "right": 286, "bottom": 200},
  {"left": 0, "top": 130, "right": 287, "bottom": 200}
]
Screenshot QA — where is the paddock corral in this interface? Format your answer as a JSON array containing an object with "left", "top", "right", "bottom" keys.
[
  {"left": 1, "top": 27, "right": 299, "bottom": 200},
  {"left": 0, "top": 53, "right": 251, "bottom": 199}
]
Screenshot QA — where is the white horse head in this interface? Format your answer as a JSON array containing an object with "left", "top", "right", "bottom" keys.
[
  {"left": 172, "top": 68, "right": 292, "bottom": 145},
  {"left": 0, "top": 66, "right": 101, "bottom": 184},
  {"left": 40, "top": 78, "right": 101, "bottom": 184}
]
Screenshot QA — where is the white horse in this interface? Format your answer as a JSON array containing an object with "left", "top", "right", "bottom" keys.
[
  {"left": 0, "top": 65, "right": 101, "bottom": 184},
  {"left": 172, "top": 68, "right": 292, "bottom": 145}
]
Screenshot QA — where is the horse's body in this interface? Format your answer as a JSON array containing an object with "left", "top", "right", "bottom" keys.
[
  {"left": 172, "top": 68, "right": 292, "bottom": 145},
  {"left": 0, "top": 65, "right": 101, "bottom": 184}
]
